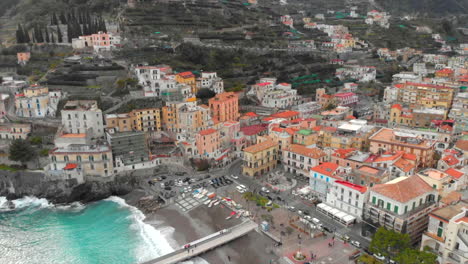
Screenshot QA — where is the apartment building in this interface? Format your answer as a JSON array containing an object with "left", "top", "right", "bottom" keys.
[
  {"left": 369, "top": 128, "right": 436, "bottom": 167},
  {"left": 282, "top": 144, "right": 326, "bottom": 177},
  {"left": 364, "top": 176, "right": 438, "bottom": 244},
  {"left": 105, "top": 107, "right": 162, "bottom": 133},
  {"left": 107, "top": 131, "right": 150, "bottom": 168},
  {"left": 61, "top": 100, "right": 104, "bottom": 138},
  {"left": 208, "top": 92, "right": 239, "bottom": 123},
  {"left": 196, "top": 128, "right": 221, "bottom": 159},
  {"left": 0, "top": 122, "right": 31, "bottom": 140},
  {"left": 421, "top": 201, "right": 468, "bottom": 264},
  {"left": 395, "top": 82, "right": 455, "bottom": 109},
  {"left": 309, "top": 162, "right": 342, "bottom": 200},
  {"left": 49, "top": 144, "right": 114, "bottom": 178},
  {"left": 449, "top": 92, "right": 468, "bottom": 135},
  {"left": 242, "top": 139, "right": 279, "bottom": 177},
  {"left": 326, "top": 180, "right": 368, "bottom": 221},
  {"left": 15, "top": 85, "right": 50, "bottom": 118},
  {"left": 196, "top": 72, "right": 224, "bottom": 94}
]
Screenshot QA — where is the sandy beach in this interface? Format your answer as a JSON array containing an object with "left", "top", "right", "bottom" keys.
[{"left": 145, "top": 202, "right": 279, "bottom": 264}]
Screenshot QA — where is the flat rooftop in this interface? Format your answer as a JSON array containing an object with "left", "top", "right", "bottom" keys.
[{"left": 63, "top": 100, "right": 100, "bottom": 111}]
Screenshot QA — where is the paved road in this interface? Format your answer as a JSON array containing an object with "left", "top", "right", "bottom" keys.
[
  {"left": 226, "top": 160, "right": 371, "bottom": 249},
  {"left": 142, "top": 221, "right": 258, "bottom": 264}
]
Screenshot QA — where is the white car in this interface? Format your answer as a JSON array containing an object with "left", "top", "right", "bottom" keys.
[
  {"left": 231, "top": 175, "right": 239, "bottom": 179},
  {"left": 350, "top": 240, "right": 361, "bottom": 248},
  {"left": 312, "top": 218, "right": 320, "bottom": 224},
  {"left": 373, "top": 253, "right": 385, "bottom": 261},
  {"left": 261, "top": 187, "right": 270, "bottom": 193},
  {"left": 238, "top": 184, "right": 247, "bottom": 190},
  {"left": 297, "top": 210, "right": 303, "bottom": 216},
  {"left": 236, "top": 186, "right": 246, "bottom": 193}
]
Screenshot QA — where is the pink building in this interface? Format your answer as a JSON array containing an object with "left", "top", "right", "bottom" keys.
[
  {"left": 196, "top": 128, "right": 221, "bottom": 159},
  {"left": 334, "top": 92, "right": 358, "bottom": 106},
  {"left": 17, "top": 52, "right": 30, "bottom": 65}
]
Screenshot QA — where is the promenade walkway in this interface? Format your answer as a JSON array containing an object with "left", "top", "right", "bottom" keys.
[{"left": 141, "top": 220, "right": 258, "bottom": 264}]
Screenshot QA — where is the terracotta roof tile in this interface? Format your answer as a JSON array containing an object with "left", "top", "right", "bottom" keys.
[
  {"left": 285, "top": 144, "right": 326, "bottom": 159},
  {"left": 243, "top": 139, "right": 278, "bottom": 153},
  {"left": 311, "top": 162, "right": 339, "bottom": 177},
  {"left": 393, "top": 157, "right": 415, "bottom": 173},
  {"left": 445, "top": 168, "right": 464, "bottom": 179},
  {"left": 455, "top": 140, "right": 468, "bottom": 151},
  {"left": 199, "top": 128, "right": 218, "bottom": 136},
  {"left": 372, "top": 176, "right": 433, "bottom": 203},
  {"left": 442, "top": 155, "right": 460, "bottom": 166}
]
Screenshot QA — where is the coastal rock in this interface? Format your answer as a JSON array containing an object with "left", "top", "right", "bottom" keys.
[{"left": 0, "top": 170, "right": 147, "bottom": 204}]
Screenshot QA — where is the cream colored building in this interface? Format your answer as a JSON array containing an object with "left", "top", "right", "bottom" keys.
[
  {"left": 242, "top": 139, "right": 279, "bottom": 177},
  {"left": 61, "top": 100, "right": 104, "bottom": 138}
]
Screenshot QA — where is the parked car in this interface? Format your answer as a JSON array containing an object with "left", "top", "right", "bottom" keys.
[
  {"left": 350, "top": 240, "right": 360, "bottom": 248},
  {"left": 287, "top": 206, "right": 296, "bottom": 212},
  {"left": 236, "top": 186, "right": 246, "bottom": 193},
  {"left": 231, "top": 175, "right": 239, "bottom": 179},
  {"left": 312, "top": 218, "right": 320, "bottom": 224},
  {"left": 261, "top": 187, "right": 270, "bottom": 193},
  {"left": 373, "top": 253, "right": 385, "bottom": 261}
]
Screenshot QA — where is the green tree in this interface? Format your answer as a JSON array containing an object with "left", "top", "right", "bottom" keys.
[
  {"left": 29, "top": 136, "right": 43, "bottom": 145},
  {"left": 9, "top": 139, "right": 36, "bottom": 165},
  {"left": 395, "top": 248, "right": 437, "bottom": 264},
  {"left": 369, "top": 227, "right": 411, "bottom": 258},
  {"left": 324, "top": 102, "right": 337, "bottom": 111}
]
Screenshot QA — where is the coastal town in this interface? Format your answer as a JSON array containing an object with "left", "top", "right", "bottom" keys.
[{"left": 0, "top": 0, "right": 467, "bottom": 264}]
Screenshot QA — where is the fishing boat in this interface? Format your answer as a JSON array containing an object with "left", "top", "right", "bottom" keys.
[
  {"left": 204, "top": 199, "right": 211, "bottom": 205},
  {"left": 214, "top": 200, "right": 221, "bottom": 206}
]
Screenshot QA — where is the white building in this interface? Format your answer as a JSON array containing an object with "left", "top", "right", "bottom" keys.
[
  {"left": 283, "top": 144, "right": 326, "bottom": 177},
  {"left": 335, "top": 65, "right": 376, "bottom": 82},
  {"left": 421, "top": 201, "right": 468, "bottom": 264},
  {"left": 248, "top": 79, "right": 300, "bottom": 109},
  {"left": 293, "top": 101, "right": 322, "bottom": 118},
  {"left": 326, "top": 180, "right": 368, "bottom": 221},
  {"left": 364, "top": 176, "right": 438, "bottom": 243},
  {"left": 61, "top": 100, "right": 104, "bottom": 138},
  {"left": 196, "top": 72, "right": 224, "bottom": 94}
]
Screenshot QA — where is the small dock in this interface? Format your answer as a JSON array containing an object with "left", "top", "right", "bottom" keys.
[{"left": 141, "top": 220, "right": 258, "bottom": 264}]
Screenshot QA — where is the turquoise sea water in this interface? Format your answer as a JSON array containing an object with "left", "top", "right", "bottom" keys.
[{"left": 0, "top": 196, "right": 177, "bottom": 264}]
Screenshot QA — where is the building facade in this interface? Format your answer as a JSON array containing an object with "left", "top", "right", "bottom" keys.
[
  {"left": 326, "top": 180, "right": 368, "bottom": 221},
  {"left": 282, "top": 144, "right": 326, "bottom": 177},
  {"left": 242, "top": 139, "right": 279, "bottom": 177},
  {"left": 208, "top": 92, "right": 239, "bottom": 123},
  {"left": 61, "top": 100, "right": 104, "bottom": 137}
]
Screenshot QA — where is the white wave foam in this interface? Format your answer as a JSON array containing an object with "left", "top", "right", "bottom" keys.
[
  {"left": 105, "top": 196, "right": 209, "bottom": 264},
  {"left": 0, "top": 196, "right": 8, "bottom": 209},
  {"left": 11, "top": 196, "right": 52, "bottom": 209},
  {"left": 55, "top": 201, "right": 85, "bottom": 212}
]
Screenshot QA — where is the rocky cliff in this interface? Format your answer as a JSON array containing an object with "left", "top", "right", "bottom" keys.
[{"left": 0, "top": 170, "right": 145, "bottom": 204}]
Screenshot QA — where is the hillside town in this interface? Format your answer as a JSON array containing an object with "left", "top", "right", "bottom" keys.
[{"left": 0, "top": 0, "right": 467, "bottom": 264}]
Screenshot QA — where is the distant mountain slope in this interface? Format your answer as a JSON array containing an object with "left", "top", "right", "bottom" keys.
[{"left": 375, "top": 0, "right": 468, "bottom": 16}]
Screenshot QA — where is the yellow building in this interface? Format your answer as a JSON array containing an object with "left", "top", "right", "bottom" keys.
[
  {"left": 175, "top": 72, "right": 197, "bottom": 94},
  {"left": 49, "top": 144, "right": 113, "bottom": 177},
  {"left": 242, "top": 139, "right": 279, "bottom": 177},
  {"left": 397, "top": 82, "right": 455, "bottom": 109},
  {"left": 293, "top": 129, "right": 318, "bottom": 146},
  {"left": 389, "top": 104, "right": 413, "bottom": 127},
  {"left": 105, "top": 108, "right": 162, "bottom": 133}
]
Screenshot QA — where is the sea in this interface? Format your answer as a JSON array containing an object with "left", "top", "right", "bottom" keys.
[{"left": 0, "top": 196, "right": 208, "bottom": 264}]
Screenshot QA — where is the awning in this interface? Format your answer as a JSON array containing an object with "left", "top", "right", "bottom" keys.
[{"left": 64, "top": 163, "right": 77, "bottom": 170}]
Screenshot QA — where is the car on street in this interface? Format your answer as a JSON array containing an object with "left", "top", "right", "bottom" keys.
[
  {"left": 287, "top": 206, "right": 296, "bottom": 212},
  {"left": 261, "top": 187, "right": 270, "bottom": 193},
  {"left": 312, "top": 218, "right": 320, "bottom": 224},
  {"left": 350, "top": 240, "right": 360, "bottom": 248},
  {"left": 373, "top": 253, "right": 385, "bottom": 261},
  {"left": 236, "top": 186, "right": 246, "bottom": 193},
  {"left": 238, "top": 184, "right": 247, "bottom": 190},
  {"left": 230, "top": 175, "right": 239, "bottom": 179},
  {"left": 297, "top": 210, "right": 303, "bottom": 216}
]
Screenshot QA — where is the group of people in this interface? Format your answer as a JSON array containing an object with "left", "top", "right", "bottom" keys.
[{"left": 184, "top": 243, "right": 197, "bottom": 253}]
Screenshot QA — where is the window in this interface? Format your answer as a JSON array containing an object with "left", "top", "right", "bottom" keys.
[
  {"left": 51, "top": 156, "right": 56, "bottom": 162},
  {"left": 404, "top": 205, "right": 408, "bottom": 213},
  {"left": 77, "top": 156, "right": 81, "bottom": 162},
  {"left": 372, "top": 196, "right": 376, "bottom": 204},
  {"left": 394, "top": 205, "right": 399, "bottom": 213},
  {"left": 89, "top": 155, "right": 94, "bottom": 162},
  {"left": 64, "top": 156, "right": 69, "bottom": 162},
  {"left": 386, "top": 202, "right": 391, "bottom": 210}
]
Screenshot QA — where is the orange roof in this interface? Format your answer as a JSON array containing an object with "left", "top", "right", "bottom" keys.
[
  {"left": 286, "top": 144, "right": 326, "bottom": 159},
  {"left": 186, "top": 97, "right": 197, "bottom": 102},
  {"left": 311, "top": 162, "right": 339, "bottom": 177},
  {"left": 455, "top": 140, "right": 468, "bottom": 151},
  {"left": 244, "top": 112, "right": 258, "bottom": 117},
  {"left": 436, "top": 68, "right": 454, "bottom": 74},
  {"left": 393, "top": 158, "right": 415, "bottom": 173},
  {"left": 335, "top": 180, "right": 367, "bottom": 194},
  {"left": 177, "top": 71, "right": 195, "bottom": 78},
  {"left": 370, "top": 128, "right": 432, "bottom": 149},
  {"left": 60, "top": 133, "right": 86, "bottom": 138},
  {"left": 64, "top": 163, "right": 78, "bottom": 170},
  {"left": 455, "top": 217, "right": 468, "bottom": 223},
  {"left": 256, "top": 82, "right": 272, "bottom": 86},
  {"left": 358, "top": 166, "right": 380, "bottom": 175},
  {"left": 271, "top": 111, "right": 299, "bottom": 119},
  {"left": 442, "top": 155, "right": 459, "bottom": 166},
  {"left": 373, "top": 151, "right": 404, "bottom": 162},
  {"left": 332, "top": 148, "right": 356, "bottom": 158},
  {"left": 345, "top": 115, "right": 356, "bottom": 120},
  {"left": 440, "top": 191, "right": 462, "bottom": 205},
  {"left": 394, "top": 84, "right": 404, "bottom": 88},
  {"left": 209, "top": 92, "right": 238, "bottom": 102},
  {"left": 391, "top": 104, "right": 402, "bottom": 110},
  {"left": 402, "top": 153, "right": 417, "bottom": 161},
  {"left": 372, "top": 176, "right": 433, "bottom": 203},
  {"left": 445, "top": 168, "right": 464, "bottom": 179},
  {"left": 199, "top": 128, "right": 217, "bottom": 136},
  {"left": 243, "top": 139, "right": 278, "bottom": 153}
]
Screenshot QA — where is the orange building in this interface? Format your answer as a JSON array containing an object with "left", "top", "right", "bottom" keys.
[
  {"left": 196, "top": 128, "right": 221, "bottom": 158},
  {"left": 105, "top": 107, "right": 162, "bottom": 133},
  {"left": 209, "top": 92, "right": 239, "bottom": 123},
  {"left": 435, "top": 68, "right": 455, "bottom": 79},
  {"left": 369, "top": 128, "right": 435, "bottom": 167},
  {"left": 176, "top": 71, "right": 196, "bottom": 94},
  {"left": 17, "top": 52, "right": 31, "bottom": 64}
]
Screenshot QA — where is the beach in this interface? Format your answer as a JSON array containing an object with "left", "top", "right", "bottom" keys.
[{"left": 144, "top": 202, "right": 278, "bottom": 264}]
